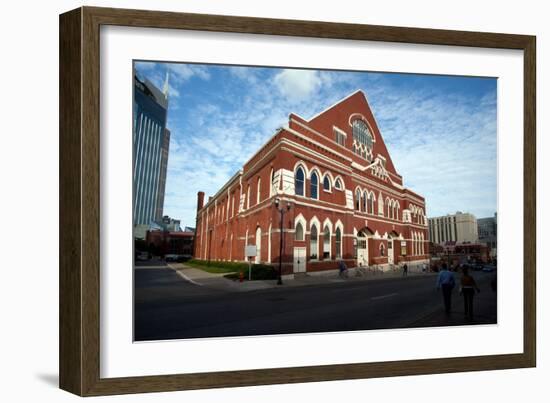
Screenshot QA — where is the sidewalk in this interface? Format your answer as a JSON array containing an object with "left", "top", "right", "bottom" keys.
[{"left": 168, "top": 263, "right": 437, "bottom": 293}]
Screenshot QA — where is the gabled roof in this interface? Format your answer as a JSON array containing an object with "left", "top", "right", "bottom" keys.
[
  {"left": 306, "top": 89, "right": 365, "bottom": 122},
  {"left": 303, "top": 89, "right": 399, "bottom": 178}
]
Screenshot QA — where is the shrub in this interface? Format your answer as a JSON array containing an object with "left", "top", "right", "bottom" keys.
[{"left": 224, "top": 265, "right": 278, "bottom": 281}]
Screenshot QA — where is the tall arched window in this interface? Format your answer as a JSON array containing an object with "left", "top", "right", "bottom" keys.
[
  {"left": 256, "top": 177, "right": 261, "bottom": 204},
  {"left": 255, "top": 227, "right": 262, "bottom": 264},
  {"left": 310, "top": 172, "right": 319, "bottom": 199},
  {"left": 295, "top": 222, "right": 304, "bottom": 241},
  {"left": 355, "top": 189, "right": 361, "bottom": 210},
  {"left": 380, "top": 244, "right": 385, "bottom": 257},
  {"left": 335, "top": 228, "right": 342, "bottom": 258},
  {"left": 352, "top": 119, "right": 374, "bottom": 160},
  {"left": 323, "top": 175, "right": 330, "bottom": 191},
  {"left": 362, "top": 191, "right": 367, "bottom": 212},
  {"left": 310, "top": 225, "right": 318, "bottom": 259},
  {"left": 369, "top": 193, "right": 374, "bottom": 214},
  {"left": 269, "top": 168, "right": 275, "bottom": 197},
  {"left": 323, "top": 225, "right": 331, "bottom": 259},
  {"left": 295, "top": 166, "right": 305, "bottom": 196}
]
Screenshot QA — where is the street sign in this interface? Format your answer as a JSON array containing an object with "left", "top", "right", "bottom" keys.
[{"left": 245, "top": 245, "right": 257, "bottom": 257}]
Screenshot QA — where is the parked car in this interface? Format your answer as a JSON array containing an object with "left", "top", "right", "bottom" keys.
[
  {"left": 164, "top": 254, "right": 179, "bottom": 262},
  {"left": 473, "top": 263, "right": 485, "bottom": 271},
  {"left": 136, "top": 251, "right": 150, "bottom": 261},
  {"left": 176, "top": 254, "right": 192, "bottom": 262}
]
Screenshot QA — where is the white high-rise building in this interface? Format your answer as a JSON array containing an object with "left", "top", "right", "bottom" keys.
[{"left": 428, "top": 212, "right": 478, "bottom": 244}]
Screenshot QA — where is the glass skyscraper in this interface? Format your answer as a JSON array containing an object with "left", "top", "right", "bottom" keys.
[{"left": 133, "top": 72, "right": 170, "bottom": 230}]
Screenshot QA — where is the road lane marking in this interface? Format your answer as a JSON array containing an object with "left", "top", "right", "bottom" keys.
[
  {"left": 134, "top": 265, "right": 168, "bottom": 269},
  {"left": 168, "top": 264, "right": 202, "bottom": 286},
  {"left": 370, "top": 292, "right": 399, "bottom": 301},
  {"left": 173, "top": 269, "right": 203, "bottom": 286}
]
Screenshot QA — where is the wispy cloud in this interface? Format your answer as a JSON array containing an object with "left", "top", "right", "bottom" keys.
[{"left": 134, "top": 63, "right": 497, "bottom": 227}]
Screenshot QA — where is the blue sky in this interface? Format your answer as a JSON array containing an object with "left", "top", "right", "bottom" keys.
[{"left": 135, "top": 61, "right": 497, "bottom": 228}]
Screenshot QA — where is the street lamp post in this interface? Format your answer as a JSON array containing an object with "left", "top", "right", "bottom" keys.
[{"left": 274, "top": 197, "right": 292, "bottom": 285}]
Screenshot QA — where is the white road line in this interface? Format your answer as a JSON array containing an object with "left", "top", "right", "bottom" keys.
[
  {"left": 174, "top": 269, "right": 203, "bottom": 286},
  {"left": 166, "top": 264, "right": 203, "bottom": 286},
  {"left": 370, "top": 292, "right": 399, "bottom": 301}
]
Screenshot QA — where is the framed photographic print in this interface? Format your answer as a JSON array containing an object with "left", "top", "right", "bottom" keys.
[{"left": 59, "top": 6, "right": 536, "bottom": 396}]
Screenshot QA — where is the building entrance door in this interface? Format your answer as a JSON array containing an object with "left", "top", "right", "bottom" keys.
[
  {"left": 357, "top": 234, "right": 368, "bottom": 267},
  {"left": 387, "top": 237, "right": 394, "bottom": 265},
  {"left": 293, "top": 247, "right": 306, "bottom": 273}
]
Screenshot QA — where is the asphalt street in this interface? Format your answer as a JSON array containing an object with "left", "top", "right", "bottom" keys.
[{"left": 134, "top": 266, "right": 497, "bottom": 341}]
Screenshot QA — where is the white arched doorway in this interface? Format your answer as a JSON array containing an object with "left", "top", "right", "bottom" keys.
[
  {"left": 356, "top": 229, "right": 371, "bottom": 267},
  {"left": 387, "top": 235, "right": 394, "bottom": 265},
  {"left": 255, "top": 227, "right": 262, "bottom": 264}
]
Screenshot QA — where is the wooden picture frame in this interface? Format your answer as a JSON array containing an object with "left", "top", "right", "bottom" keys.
[{"left": 59, "top": 6, "right": 536, "bottom": 396}]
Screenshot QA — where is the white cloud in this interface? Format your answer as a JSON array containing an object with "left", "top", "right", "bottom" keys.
[
  {"left": 273, "top": 69, "right": 322, "bottom": 101},
  {"left": 157, "top": 64, "right": 496, "bottom": 227},
  {"left": 168, "top": 64, "right": 211, "bottom": 83}
]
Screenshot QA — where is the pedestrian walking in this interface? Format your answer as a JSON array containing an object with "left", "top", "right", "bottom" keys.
[
  {"left": 402, "top": 263, "right": 408, "bottom": 277},
  {"left": 338, "top": 260, "right": 348, "bottom": 278},
  {"left": 436, "top": 262, "right": 456, "bottom": 315},
  {"left": 460, "top": 266, "right": 480, "bottom": 321}
]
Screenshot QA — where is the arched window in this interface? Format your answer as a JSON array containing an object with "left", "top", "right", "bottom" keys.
[
  {"left": 362, "top": 191, "right": 367, "bottom": 212},
  {"left": 355, "top": 189, "right": 361, "bottom": 210},
  {"left": 269, "top": 168, "right": 275, "bottom": 197},
  {"left": 255, "top": 227, "right": 262, "bottom": 264},
  {"left": 323, "top": 175, "right": 330, "bottom": 191},
  {"left": 378, "top": 192, "right": 384, "bottom": 216},
  {"left": 246, "top": 185, "right": 251, "bottom": 209},
  {"left": 335, "top": 228, "right": 342, "bottom": 258},
  {"left": 310, "top": 225, "right": 318, "bottom": 259},
  {"left": 295, "top": 166, "right": 305, "bottom": 196},
  {"left": 295, "top": 222, "right": 304, "bottom": 241},
  {"left": 310, "top": 172, "right": 319, "bottom": 199},
  {"left": 334, "top": 178, "right": 343, "bottom": 190},
  {"left": 368, "top": 193, "right": 374, "bottom": 214},
  {"left": 323, "top": 225, "right": 331, "bottom": 259},
  {"left": 352, "top": 119, "right": 374, "bottom": 160},
  {"left": 380, "top": 243, "right": 385, "bottom": 257},
  {"left": 256, "top": 177, "right": 261, "bottom": 204}
]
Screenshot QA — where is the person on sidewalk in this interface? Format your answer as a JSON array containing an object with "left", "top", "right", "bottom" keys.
[
  {"left": 436, "top": 263, "right": 456, "bottom": 315},
  {"left": 459, "top": 266, "right": 480, "bottom": 321},
  {"left": 338, "top": 260, "right": 348, "bottom": 278},
  {"left": 402, "top": 263, "right": 408, "bottom": 277}
]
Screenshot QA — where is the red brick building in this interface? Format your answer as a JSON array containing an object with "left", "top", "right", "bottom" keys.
[
  {"left": 193, "top": 90, "right": 429, "bottom": 277},
  {"left": 146, "top": 230, "right": 194, "bottom": 257}
]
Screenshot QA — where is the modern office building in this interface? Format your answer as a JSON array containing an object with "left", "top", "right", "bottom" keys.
[
  {"left": 478, "top": 213, "right": 497, "bottom": 257},
  {"left": 193, "top": 90, "right": 429, "bottom": 277},
  {"left": 133, "top": 72, "right": 171, "bottom": 234},
  {"left": 428, "top": 211, "right": 478, "bottom": 245}
]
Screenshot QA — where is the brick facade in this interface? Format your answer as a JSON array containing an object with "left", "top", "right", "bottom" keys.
[{"left": 194, "top": 90, "right": 429, "bottom": 276}]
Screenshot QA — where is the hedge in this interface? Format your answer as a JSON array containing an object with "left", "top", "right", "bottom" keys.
[{"left": 186, "top": 259, "right": 277, "bottom": 281}]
